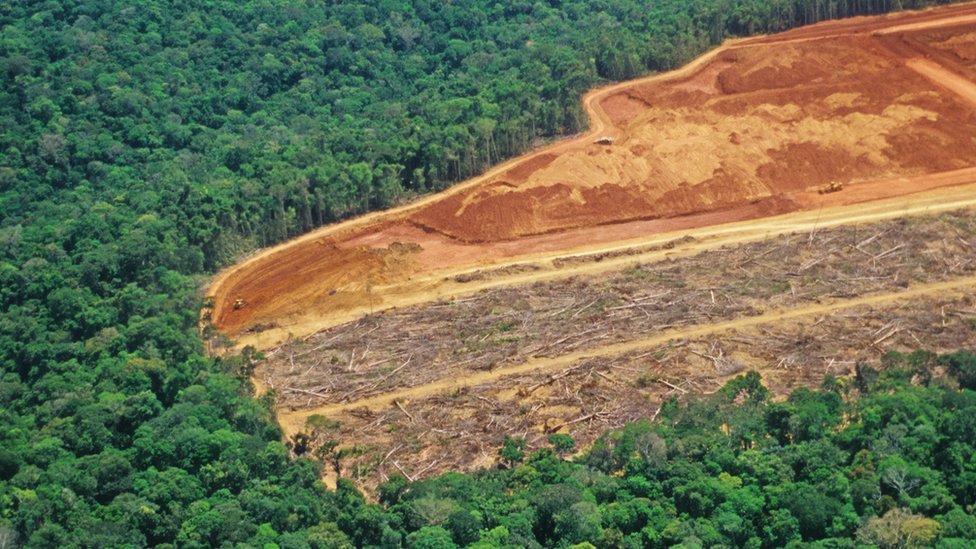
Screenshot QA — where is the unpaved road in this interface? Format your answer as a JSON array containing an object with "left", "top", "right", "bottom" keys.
[
  {"left": 277, "top": 274, "right": 976, "bottom": 434},
  {"left": 906, "top": 57, "right": 976, "bottom": 106}
]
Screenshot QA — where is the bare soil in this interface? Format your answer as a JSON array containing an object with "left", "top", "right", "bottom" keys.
[
  {"left": 208, "top": 4, "right": 976, "bottom": 345},
  {"left": 202, "top": 4, "right": 976, "bottom": 490},
  {"left": 413, "top": 32, "right": 976, "bottom": 243}
]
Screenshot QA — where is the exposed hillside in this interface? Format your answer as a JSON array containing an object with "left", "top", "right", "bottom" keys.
[{"left": 208, "top": 3, "right": 976, "bottom": 346}]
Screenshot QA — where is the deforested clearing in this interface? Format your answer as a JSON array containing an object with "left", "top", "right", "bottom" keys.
[
  {"left": 201, "top": 2, "right": 976, "bottom": 490},
  {"left": 209, "top": 4, "right": 976, "bottom": 345},
  {"left": 263, "top": 209, "right": 976, "bottom": 488}
]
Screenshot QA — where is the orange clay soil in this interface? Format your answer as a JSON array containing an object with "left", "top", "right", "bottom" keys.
[{"left": 210, "top": 3, "right": 976, "bottom": 347}]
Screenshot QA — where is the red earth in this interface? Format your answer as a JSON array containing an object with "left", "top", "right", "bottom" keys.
[{"left": 209, "top": 3, "right": 976, "bottom": 347}]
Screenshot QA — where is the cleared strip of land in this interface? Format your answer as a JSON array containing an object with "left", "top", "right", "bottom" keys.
[
  {"left": 265, "top": 209, "right": 976, "bottom": 425},
  {"left": 265, "top": 209, "right": 976, "bottom": 487},
  {"left": 280, "top": 277, "right": 976, "bottom": 424},
  {"left": 222, "top": 180, "right": 976, "bottom": 350},
  {"left": 287, "top": 288, "right": 976, "bottom": 487},
  {"left": 208, "top": 4, "right": 976, "bottom": 487}
]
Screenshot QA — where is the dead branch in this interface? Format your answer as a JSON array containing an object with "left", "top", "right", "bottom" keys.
[
  {"left": 736, "top": 245, "right": 780, "bottom": 267},
  {"left": 394, "top": 399, "right": 414, "bottom": 423},
  {"left": 874, "top": 244, "right": 905, "bottom": 261},
  {"left": 872, "top": 327, "right": 901, "bottom": 346},
  {"left": 856, "top": 229, "right": 889, "bottom": 249},
  {"left": 524, "top": 364, "right": 586, "bottom": 395},
  {"left": 607, "top": 291, "right": 672, "bottom": 310},
  {"left": 799, "top": 247, "right": 837, "bottom": 272},
  {"left": 392, "top": 460, "right": 414, "bottom": 482},
  {"left": 282, "top": 387, "right": 330, "bottom": 399},
  {"left": 544, "top": 326, "right": 602, "bottom": 351},
  {"left": 571, "top": 297, "right": 602, "bottom": 318},
  {"left": 657, "top": 379, "right": 688, "bottom": 393},
  {"left": 367, "top": 355, "right": 412, "bottom": 391},
  {"left": 545, "top": 410, "right": 605, "bottom": 433},
  {"left": 476, "top": 396, "right": 499, "bottom": 408},
  {"left": 650, "top": 406, "right": 662, "bottom": 422},
  {"left": 594, "top": 370, "right": 619, "bottom": 384}
]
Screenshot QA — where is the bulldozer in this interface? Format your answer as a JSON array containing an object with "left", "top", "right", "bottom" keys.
[{"left": 818, "top": 181, "right": 844, "bottom": 194}]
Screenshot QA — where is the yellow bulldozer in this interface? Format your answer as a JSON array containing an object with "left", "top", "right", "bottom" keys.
[{"left": 818, "top": 181, "right": 844, "bottom": 194}]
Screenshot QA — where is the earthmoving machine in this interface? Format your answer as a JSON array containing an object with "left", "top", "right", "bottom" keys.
[{"left": 818, "top": 181, "right": 844, "bottom": 194}]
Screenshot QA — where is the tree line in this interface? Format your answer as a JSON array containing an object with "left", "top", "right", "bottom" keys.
[{"left": 2, "top": 0, "right": 959, "bottom": 262}]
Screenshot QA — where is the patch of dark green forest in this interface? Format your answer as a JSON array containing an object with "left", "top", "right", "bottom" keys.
[{"left": 0, "top": 0, "right": 969, "bottom": 547}]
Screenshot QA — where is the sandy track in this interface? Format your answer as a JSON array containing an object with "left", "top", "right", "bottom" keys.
[
  {"left": 740, "top": 3, "right": 976, "bottom": 44},
  {"left": 906, "top": 57, "right": 976, "bottom": 106},
  {"left": 276, "top": 275, "right": 976, "bottom": 434},
  {"left": 208, "top": 3, "right": 976, "bottom": 349},
  {"left": 876, "top": 9, "right": 976, "bottom": 34}
]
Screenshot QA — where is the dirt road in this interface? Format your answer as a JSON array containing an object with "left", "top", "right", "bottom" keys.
[{"left": 906, "top": 57, "right": 976, "bottom": 106}]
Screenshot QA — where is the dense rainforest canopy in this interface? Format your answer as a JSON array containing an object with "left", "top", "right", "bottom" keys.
[{"left": 0, "top": 0, "right": 970, "bottom": 547}]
